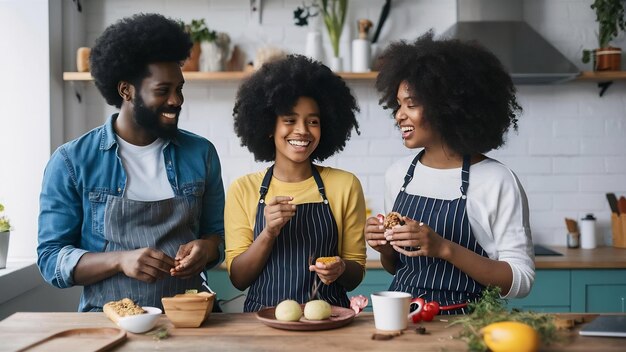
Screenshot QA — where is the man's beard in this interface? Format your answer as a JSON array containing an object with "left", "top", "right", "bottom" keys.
[{"left": 133, "top": 94, "right": 180, "bottom": 140}]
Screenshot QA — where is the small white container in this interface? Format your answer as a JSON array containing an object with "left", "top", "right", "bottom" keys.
[
  {"left": 117, "top": 306, "right": 161, "bottom": 333},
  {"left": 580, "top": 214, "right": 597, "bottom": 249}
]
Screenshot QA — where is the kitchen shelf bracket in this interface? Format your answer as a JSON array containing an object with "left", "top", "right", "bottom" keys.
[{"left": 597, "top": 81, "right": 613, "bottom": 97}]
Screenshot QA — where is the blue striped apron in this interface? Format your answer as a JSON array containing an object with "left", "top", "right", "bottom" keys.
[
  {"left": 81, "top": 196, "right": 203, "bottom": 311},
  {"left": 389, "top": 150, "right": 488, "bottom": 315},
  {"left": 243, "top": 164, "right": 349, "bottom": 312}
]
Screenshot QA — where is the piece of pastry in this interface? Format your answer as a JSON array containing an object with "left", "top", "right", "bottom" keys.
[
  {"left": 316, "top": 256, "right": 338, "bottom": 265},
  {"left": 103, "top": 298, "right": 145, "bottom": 323},
  {"left": 383, "top": 211, "right": 404, "bottom": 229}
]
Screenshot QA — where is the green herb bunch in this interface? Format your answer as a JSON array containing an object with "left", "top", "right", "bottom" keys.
[
  {"left": 181, "top": 19, "right": 217, "bottom": 43},
  {"left": 450, "top": 286, "right": 558, "bottom": 352},
  {"left": 0, "top": 203, "right": 11, "bottom": 232}
]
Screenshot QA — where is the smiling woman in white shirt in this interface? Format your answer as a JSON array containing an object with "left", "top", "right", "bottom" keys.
[{"left": 365, "top": 31, "right": 534, "bottom": 315}]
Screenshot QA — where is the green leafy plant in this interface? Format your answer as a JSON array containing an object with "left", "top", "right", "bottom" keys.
[
  {"left": 294, "top": 0, "right": 348, "bottom": 58},
  {"left": 449, "top": 286, "right": 558, "bottom": 352},
  {"left": 0, "top": 203, "right": 11, "bottom": 232},
  {"left": 582, "top": 0, "right": 626, "bottom": 63},
  {"left": 181, "top": 19, "right": 217, "bottom": 43},
  {"left": 320, "top": 0, "right": 348, "bottom": 58}
]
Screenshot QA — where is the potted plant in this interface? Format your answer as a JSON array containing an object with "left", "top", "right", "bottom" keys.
[
  {"left": 180, "top": 19, "right": 217, "bottom": 72},
  {"left": 582, "top": 0, "right": 626, "bottom": 71},
  {"left": 294, "top": 0, "right": 349, "bottom": 71},
  {"left": 0, "top": 203, "right": 12, "bottom": 269}
]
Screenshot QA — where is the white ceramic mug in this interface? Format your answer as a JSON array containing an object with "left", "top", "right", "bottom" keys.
[{"left": 370, "top": 291, "right": 412, "bottom": 331}]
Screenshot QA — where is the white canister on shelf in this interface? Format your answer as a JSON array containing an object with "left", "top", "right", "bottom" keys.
[
  {"left": 580, "top": 214, "right": 597, "bottom": 249},
  {"left": 351, "top": 19, "right": 373, "bottom": 72}
]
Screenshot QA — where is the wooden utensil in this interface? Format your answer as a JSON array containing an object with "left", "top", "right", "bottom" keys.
[
  {"left": 606, "top": 193, "right": 619, "bottom": 214},
  {"left": 618, "top": 196, "right": 626, "bottom": 215},
  {"left": 565, "top": 218, "right": 579, "bottom": 233}
]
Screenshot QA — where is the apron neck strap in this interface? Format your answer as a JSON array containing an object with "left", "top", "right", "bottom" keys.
[
  {"left": 460, "top": 155, "right": 471, "bottom": 195},
  {"left": 259, "top": 163, "right": 328, "bottom": 203},
  {"left": 402, "top": 150, "right": 472, "bottom": 196}
]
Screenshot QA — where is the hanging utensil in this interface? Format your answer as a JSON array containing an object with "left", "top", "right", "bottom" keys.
[{"left": 371, "top": 0, "right": 391, "bottom": 44}]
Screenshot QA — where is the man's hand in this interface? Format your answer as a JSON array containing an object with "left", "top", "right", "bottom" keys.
[
  {"left": 170, "top": 239, "right": 215, "bottom": 279},
  {"left": 118, "top": 248, "right": 175, "bottom": 283}
]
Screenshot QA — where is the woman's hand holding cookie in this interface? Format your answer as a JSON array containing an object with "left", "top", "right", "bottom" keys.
[
  {"left": 309, "top": 256, "right": 345, "bottom": 285},
  {"left": 365, "top": 215, "right": 393, "bottom": 252},
  {"left": 385, "top": 216, "right": 446, "bottom": 258}
]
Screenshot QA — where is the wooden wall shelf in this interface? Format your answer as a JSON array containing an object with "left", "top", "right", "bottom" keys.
[
  {"left": 63, "top": 71, "right": 379, "bottom": 81},
  {"left": 63, "top": 70, "right": 624, "bottom": 96},
  {"left": 576, "top": 71, "right": 626, "bottom": 81}
]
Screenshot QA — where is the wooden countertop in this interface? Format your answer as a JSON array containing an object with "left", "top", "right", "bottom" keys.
[
  {"left": 365, "top": 246, "right": 626, "bottom": 270},
  {"left": 1, "top": 312, "right": 623, "bottom": 351}
]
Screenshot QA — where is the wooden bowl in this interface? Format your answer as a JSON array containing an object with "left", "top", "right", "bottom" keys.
[{"left": 161, "top": 292, "right": 215, "bottom": 328}]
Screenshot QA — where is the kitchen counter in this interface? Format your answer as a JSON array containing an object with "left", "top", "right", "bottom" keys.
[
  {"left": 0, "top": 312, "right": 623, "bottom": 351},
  {"left": 365, "top": 246, "right": 626, "bottom": 270}
]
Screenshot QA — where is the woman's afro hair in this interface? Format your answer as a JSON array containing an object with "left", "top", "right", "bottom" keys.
[
  {"left": 233, "top": 55, "right": 360, "bottom": 162},
  {"left": 375, "top": 31, "right": 522, "bottom": 155},
  {"left": 90, "top": 13, "right": 192, "bottom": 108}
]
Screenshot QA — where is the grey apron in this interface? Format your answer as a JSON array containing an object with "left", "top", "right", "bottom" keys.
[{"left": 82, "top": 195, "right": 203, "bottom": 311}]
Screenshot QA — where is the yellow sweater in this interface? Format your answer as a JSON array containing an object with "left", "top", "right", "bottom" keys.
[{"left": 225, "top": 166, "right": 366, "bottom": 273}]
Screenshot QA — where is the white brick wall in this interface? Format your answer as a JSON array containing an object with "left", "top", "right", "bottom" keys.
[{"left": 63, "top": 0, "right": 626, "bottom": 250}]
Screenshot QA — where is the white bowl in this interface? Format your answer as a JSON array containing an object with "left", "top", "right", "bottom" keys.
[{"left": 117, "top": 306, "right": 162, "bottom": 333}]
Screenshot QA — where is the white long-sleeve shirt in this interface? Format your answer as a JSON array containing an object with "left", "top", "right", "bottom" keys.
[{"left": 384, "top": 155, "right": 535, "bottom": 298}]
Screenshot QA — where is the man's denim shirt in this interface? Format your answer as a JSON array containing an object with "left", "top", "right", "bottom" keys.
[{"left": 37, "top": 114, "right": 225, "bottom": 289}]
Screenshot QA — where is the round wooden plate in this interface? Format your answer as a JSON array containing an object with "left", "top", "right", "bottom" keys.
[{"left": 256, "top": 305, "right": 356, "bottom": 331}]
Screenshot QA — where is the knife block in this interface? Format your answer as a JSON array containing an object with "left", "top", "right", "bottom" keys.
[{"left": 611, "top": 213, "right": 626, "bottom": 248}]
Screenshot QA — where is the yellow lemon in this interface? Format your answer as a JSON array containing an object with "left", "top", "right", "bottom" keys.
[
  {"left": 274, "top": 300, "right": 303, "bottom": 321},
  {"left": 481, "top": 321, "right": 539, "bottom": 352},
  {"left": 304, "top": 300, "right": 332, "bottom": 320}
]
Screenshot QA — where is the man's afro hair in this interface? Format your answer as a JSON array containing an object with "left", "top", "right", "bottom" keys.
[{"left": 90, "top": 13, "right": 192, "bottom": 108}]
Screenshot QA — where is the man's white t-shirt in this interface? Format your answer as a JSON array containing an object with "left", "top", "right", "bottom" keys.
[
  {"left": 385, "top": 154, "right": 535, "bottom": 299},
  {"left": 116, "top": 136, "right": 175, "bottom": 201}
]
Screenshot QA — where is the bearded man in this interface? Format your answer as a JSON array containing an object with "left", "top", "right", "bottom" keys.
[{"left": 37, "top": 13, "right": 225, "bottom": 312}]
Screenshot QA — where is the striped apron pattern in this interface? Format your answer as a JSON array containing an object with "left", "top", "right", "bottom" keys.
[
  {"left": 244, "top": 164, "right": 349, "bottom": 312},
  {"left": 388, "top": 150, "right": 488, "bottom": 314},
  {"left": 82, "top": 196, "right": 203, "bottom": 311}
]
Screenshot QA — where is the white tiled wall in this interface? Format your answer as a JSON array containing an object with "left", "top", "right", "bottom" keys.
[{"left": 62, "top": 0, "right": 626, "bottom": 250}]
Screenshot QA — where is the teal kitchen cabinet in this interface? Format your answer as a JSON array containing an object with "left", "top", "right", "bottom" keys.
[
  {"left": 507, "top": 270, "right": 571, "bottom": 312},
  {"left": 571, "top": 269, "right": 626, "bottom": 313},
  {"left": 507, "top": 269, "right": 626, "bottom": 313}
]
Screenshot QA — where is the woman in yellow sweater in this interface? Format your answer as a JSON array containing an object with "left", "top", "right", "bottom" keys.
[{"left": 226, "top": 55, "right": 366, "bottom": 312}]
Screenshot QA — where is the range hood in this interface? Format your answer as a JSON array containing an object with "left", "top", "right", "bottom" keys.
[{"left": 442, "top": 0, "right": 580, "bottom": 84}]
